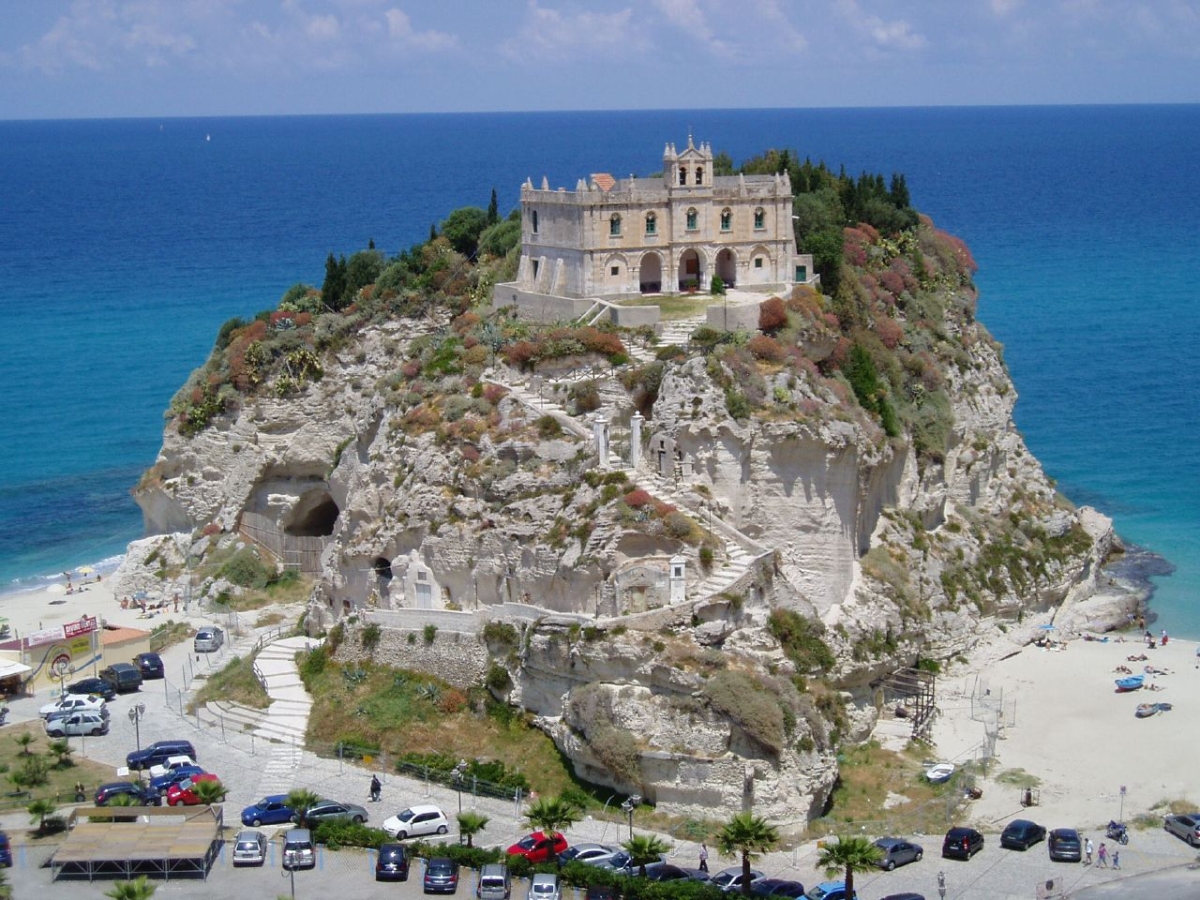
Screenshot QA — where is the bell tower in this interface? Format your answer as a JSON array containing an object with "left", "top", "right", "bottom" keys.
[{"left": 663, "top": 134, "right": 713, "bottom": 192}]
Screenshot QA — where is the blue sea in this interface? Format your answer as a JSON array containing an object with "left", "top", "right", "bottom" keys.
[{"left": 0, "top": 107, "right": 1196, "bottom": 633}]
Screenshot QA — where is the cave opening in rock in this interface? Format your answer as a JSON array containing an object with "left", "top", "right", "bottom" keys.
[
  {"left": 286, "top": 490, "right": 340, "bottom": 537},
  {"left": 373, "top": 557, "right": 394, "bottom": 581}
]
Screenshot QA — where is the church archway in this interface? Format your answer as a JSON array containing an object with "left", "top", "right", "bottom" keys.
[
  {"left": 678, "top": 249, "right": 703, "bottom": 291},
  {"left": 716, "top": 249, "right": 737, "bottom": 287},
  {"left": 639, "top": 252, "right": 663, "bottom": 294}
]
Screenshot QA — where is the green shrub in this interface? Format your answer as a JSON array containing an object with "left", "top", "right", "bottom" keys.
[
  {"left": 535, "top": 415, "right": 563, "bottom": 438},
  {"left": 423, "top": 624, "right": 438, "bottom": 645},
  {"left": 361, "top": 623, "right": 382, "bottom": 651},
  {"left": 701, "top": 670, "right": 785, "bottom": 756},
  {"left": 312, "top": 819, "right": 390, "bottom": 849},
  {"left": 219, "top": 547, "right": 273, "bottom": 589},
  {"left": 767, "top": 608, "right": 835, "bottom": 673}
]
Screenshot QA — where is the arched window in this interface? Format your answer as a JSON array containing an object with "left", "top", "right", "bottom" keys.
[
  {"left": 678, "top": 167, "right": 687, "bottom": 186},
  {"left": 532, "top": 210, "right": 539, "bottom": 233},
  {"left": 695, "top": 167, "right": 704, "bottom": 185},
  {"left": 720, "top": 208, "right": 732, "bottom": 232},
  {"left": 645, "top": 212, "right": 657, "bottom": 235},
  {"left": 753, "top": 207, "right": 765, "bottom": 229},
  {"left": 686, "top": 208, "right": 698, "bottom": 230},
  {"left": 610, "top": 213, "right": 622, "bottom": 237}
]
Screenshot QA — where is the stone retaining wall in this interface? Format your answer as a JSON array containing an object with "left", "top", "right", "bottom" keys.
[{"left": 336, "top": 626, "right": 490, "bottom": 690}]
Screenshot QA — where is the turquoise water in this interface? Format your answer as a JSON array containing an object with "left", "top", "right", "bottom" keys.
[{"left": 0, "top": 107, "right": 1196, "bottom": 632}]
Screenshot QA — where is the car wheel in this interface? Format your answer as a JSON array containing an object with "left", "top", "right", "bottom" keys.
[
  {"left": 397, "top": 831, "right": 408, "bottom": 840},
  {"left": 251, "top": 817, "right": 262, "bottom": 827},
  {"left": 886, "top": 860, "right": 896, "bottom": 871},
  {"left": 90, "top": 728, "right": 103, "bottom": 736},
  {"left": 353, "top": 815, "right": 365, "bottom": 824},
  {"left": 437, "top": 825, "right": 448, "bottom": 835},
  {"left": 915, "top": 851, "right": 923, "bottom": 862},
  {"left": 172, "top": 799, "right": 185, "bottom": 807}
]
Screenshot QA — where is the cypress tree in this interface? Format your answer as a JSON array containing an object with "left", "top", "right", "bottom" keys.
[{"left": 487, "top": 189, "right": 499, "bottom": 225}]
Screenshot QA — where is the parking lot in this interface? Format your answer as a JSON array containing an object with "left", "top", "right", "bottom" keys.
[{"left": 2, "top": 618, "right": 1198, "bottom": 899}]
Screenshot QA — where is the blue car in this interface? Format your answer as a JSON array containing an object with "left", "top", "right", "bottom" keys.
[
  {"left": 149, "top": 765, "right": 204, "bottom": 794},
  {"left": 805, "top": 884, "right": 858, "bottom": 900},
  {"left": 241, "top": 794, "right": 296, "bottom": 827},
  {"left": 0, "top": 831, "right": 12, "bottom": 867}
]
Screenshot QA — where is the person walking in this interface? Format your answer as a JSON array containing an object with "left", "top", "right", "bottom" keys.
[
  {"left": 369, "top": 774, "right": 382, "bottom": 802},
  {"left": 698, "top": 843, "right": 709, "bottom": 873},
  {"left": 1084, "top": 837, "right": 1094, "bottom": 865},
  {"left": 1112, "top": 849, "right": 1120, "bottom": 869},
  {"left": 1097, "top": 842, "right": 1108, "bottom": 868}
]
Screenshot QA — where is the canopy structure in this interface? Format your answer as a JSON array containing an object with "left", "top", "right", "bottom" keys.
[{"left": 51, "top": 805, "right": 223, "bottom": 881}]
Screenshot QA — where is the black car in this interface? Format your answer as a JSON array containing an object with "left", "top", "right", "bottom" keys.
[
  {"left": 1048, "top": 828, "right": 1082, "bottom": 862},
  {"left": 752, "top": 880, "right": 806, "bottom": 898},
  {"left": 376, "top": 843, "right": 410, "bottom": 882},
  {"left": 135, "top": 652, "right": 164, "bottom": 679},
  {"left": 99, "top": 662, "right": 143, "bottom": 693},
  {"left": 1000, "top": 819, "right": 1046, "bottom": 850},
  {"left": 66, "top": 677, "right": 116, "bottom": 702},
  {"left": 423, "top": 857, "right": 460, "bottom": 894},
  {"left": 879, "top": 895, "right": 926, "bottom": 900},
  {"left": 95, "top": 781, "right": 160, "bottom": 806},
  {"left": 126, "top": 739, "right": 197, "bottom": 771},
  {"left": 941, "top": 827, "right": 984, "bottom": 860},
  {"left": 586, "top": 888, "right": 617, "bottom": 900}
]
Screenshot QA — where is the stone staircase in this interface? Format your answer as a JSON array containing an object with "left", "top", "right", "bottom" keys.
[
  {"left": 199, "top": 635, "right": 316, "bottom": 746},
  {"left": 658, "top": 314, "right": 707, "bottom": 347}
]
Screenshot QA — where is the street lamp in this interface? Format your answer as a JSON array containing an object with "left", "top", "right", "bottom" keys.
[
  {"left": 452, "top": 759, "right": 468, "bottom": 814},
  {"left": 56, "top": 663, "right": 76, "bottom": 699},
  {"left": 128, "top": 702, "right": 146, "bottom": 779},
  {"left": 621, "top": 794, "right": 641, "bottom": 841}
]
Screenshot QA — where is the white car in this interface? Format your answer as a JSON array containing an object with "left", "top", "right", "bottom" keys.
[
  {"left": 529, "top": 873, "right": 560, "bottom": 900},
  {"left": 40, "top": 695, "right": 108, "bottom": 720},
  {"left": 44, "top": 712, "right": 109, "bottom": 737},
  {"left": 381, "top": 804, "right": 449, "bottom": 839},
  {"left": 149, "top": 754, "right": 199, "bottom": 779}
]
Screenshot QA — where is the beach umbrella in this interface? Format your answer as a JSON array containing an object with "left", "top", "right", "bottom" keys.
[
  {"left": 133, "top": 590, "right": 149, "bottom": 600},
  {"left": 77, "top": 565, "right": 95, "bottom": 575}
]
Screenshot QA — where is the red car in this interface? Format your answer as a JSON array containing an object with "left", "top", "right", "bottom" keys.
[
  {"left": 165, "top": 772, "right": 221, "bottom": 806},
  {"left": 507, "top": 831, "right": 569, "bottom": 863}
]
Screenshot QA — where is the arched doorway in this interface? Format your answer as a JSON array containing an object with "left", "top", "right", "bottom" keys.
[
  {"left": 639, "top": 252, "right": 663, "bottom": 294},
  {"left": 678, "top": 249, "right": 703, "bottom": 291},
  {"left": 716, "top": 249, "right": 737, "bottom": 287}
]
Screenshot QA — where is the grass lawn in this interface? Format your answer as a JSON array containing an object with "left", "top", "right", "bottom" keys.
[
  {"left": 0, "top": 721, "right": 115, "bottom": 816},
  {"left": 300, "top": 655, "right": 582, "bottom": 798},
  {"left": 194, "top": 654, "right": 270, "bottom": 711},
  {"left": 614, "top": 293, "right": 713, "bottom": 321}
]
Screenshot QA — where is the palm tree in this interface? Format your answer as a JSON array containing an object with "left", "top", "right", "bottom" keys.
[
  {"left": 523, "top": 795, "right": 582, "bottom": 865},
  {"left": 622, "top": 834, "right": 671, "bottom": 877},
  {"left": 191, "top": 779, "right": 227, "bottom": 807},
  {"left": 285, "top": 788, "right": 323, "bottom": 828},
  {"left": 457, "top": 811, "right": 490, "bottom": 848},
  {"left": 104, "top": 875, "right": 156, "bottom": 900},
  {"left": 14, "top": 733, "right": 35, "bottom": 756},
  {"left": 27, "top": 798, "right": 57, "bottom": 835},
  {"left": 715, "top": 812, "right": 780, "bottom": 896},
  {"left": 47, "top": 739, "right": 74, "bottom": 769},
  {"left": 815, "top": 836, "right": 882, "bottom": 900}
]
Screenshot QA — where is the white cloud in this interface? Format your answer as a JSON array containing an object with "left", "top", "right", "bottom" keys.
[
  {"left": 835, "top": 0, "right": 926, "bottom": 54},
  {"left": 753, "top": 0, "right": 808, "bottom": 53},
  {"left": 990, "top": 0, "right": 1022, "bottom": 15},
  {"left": 384, "top": 8, "right": 459, "bottom": 52},
  {"left": 653, "top": 0, "right": 735, "bottom": 57},
  {"left": 500, "top": 2, "right": 648, "bottom": 64},
  {"left": 306, "top": 14, "right": 341, "bottom": 41}
]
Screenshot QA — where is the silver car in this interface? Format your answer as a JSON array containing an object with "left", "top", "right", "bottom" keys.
[
  {"left": 194, "top": 626, "right": 225, "bottom": 653},
  {"left": 1164, "top": 813, "right": 1200, "bottom": 846},
  {"left": 232, "top": 829, "right": 267, "bottom": 866}
]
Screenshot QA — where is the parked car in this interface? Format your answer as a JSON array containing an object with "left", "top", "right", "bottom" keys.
[
  {"left": 149, "top": 764, "right": 205, "bottom": 794},
  {"left": 506, "top": 831, "right": 569, "bottom": 863},
  {"left": 477, "top": 862, "right": 511, "bottom": 900},
  {"left": 560, "top": 843, "right": 621, "bottom": 865},
  {"left": 165, "top": 773, "right": 222, "bottom": 806},
  {"left": 0, "top": 832, "right": 10, "bottom": 867},
  {"left": 585, "top": 887, "right": 615, "bottom": 900},
  {"left": 1164, "top": 813, "right": 1200, "bottom": 846},
  {"left": 873, "top": 837, "right": 924, "bottom": 870},
  {"left": 135, "top": 652, "right": 165, "bottom": 679},
  {"left": 711, "top": 867, "right": 765, "bottom": 892},
  {"left": 1000, "top": 819, "right": 1047, "bottom": 851},
  {"left": 99, "top": 662, "right": 143, "bottom": 693},
  {"left": 382, "top": 804, "right": 449, "bottom": 839},
  {"left": 643, "top": 863, "right": 698, "bottom": 883},
  {"left": 878, "top": 894, "right": 926, "bottom": 900},
  {"left": 1048, "top": 828, "right": 1082, "bottom": 862},
  {"left": 66, "top": 677, "right": 116, "bottom": 702},
  {"left": 424, "top": 856, "right": 460, "bottom": 894},
  {"left": 40, "top": 695, "right": 107, "bottom": 720},
  {"left": 752, "top": 879, "right": 806, "bottom": 899},
  {"left": 194, "top": 627, "right": 225, "bottom": 653},
  {"left": 805, "top": 883, "right": 857, "bottom": 900},
  {"left": 242, "top": 794, "right": 296, "bottom": 827},
  {"left": 306, "top": 799, "right": 368, "bottom": 824},
  {"left": 45, "top": 711, "right": 108, "bottom": 737},
  {"left": 941, "top": 827, "right": 984, "bottom": 860},
  {"left": 589, "top": 849, "right": 634, "bottom": 874},
  {"left": 94, "top": 781, "right": 159, "bottom": 806},
  {"left": 529, "top": 873, "right": 561, "bottom": 900},
  {"left": 282, "top": 828, "right": 315, "bottom": 871},
  {"left": 232, "top": 829, "right": 267, "bottom": 866},
  {"left": 376, "top": 843, "right": 410, "bottom": 881},
  {"left": 149, "top": 754, "right": 199, "bottom": 779},
  {"left": 127, "top": 739, "right": 196, "bottom": 771}
]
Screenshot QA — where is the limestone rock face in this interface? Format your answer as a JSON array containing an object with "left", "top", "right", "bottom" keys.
[{"left": 129, "top": 279, "right": 1118, "bottom": 824}]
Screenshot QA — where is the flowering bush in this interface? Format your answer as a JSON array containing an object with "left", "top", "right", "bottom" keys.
[
  {"left": 758, "top": 297, "right": 788, "bottom": 334},
  {"left": 623, "top": 489, "right": 653, "bottom": 508},
  {"left": 747, "top": 334, "right": 786, "bottom": 363}
]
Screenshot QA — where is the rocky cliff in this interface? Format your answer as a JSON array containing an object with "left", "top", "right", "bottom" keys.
[{"left": 124, "top": 216, "right": 1124, "bottom": 824}]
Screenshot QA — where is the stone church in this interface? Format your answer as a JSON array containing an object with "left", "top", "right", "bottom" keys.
[{"left": 493, "top": 136, "right": 812, "bottom": 321}]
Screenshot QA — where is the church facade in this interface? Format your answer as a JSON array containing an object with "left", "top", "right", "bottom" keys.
[{"left": 493, "top": 137, "right": 811, "bottom": 317}]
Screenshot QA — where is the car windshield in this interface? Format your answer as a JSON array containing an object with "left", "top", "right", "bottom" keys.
[
  {"left": 533, "top": 886, "right": 555, "bottom": 895},
  {"left": 517, "top": 836, "right": 537, "bottom": 850},
  {"left": 237, "top": 840, "right": 258, "bottom": 850},
  {"left": 429, "top": 861, "right": 454, "bottom": 874},
  {"left": 397, "top": 809, "right": 415, "bottom": 822}
]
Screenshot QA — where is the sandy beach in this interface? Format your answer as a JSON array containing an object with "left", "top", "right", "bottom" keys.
[{"left": 930, "top": 627, "right": 1197, "bottom": 830}]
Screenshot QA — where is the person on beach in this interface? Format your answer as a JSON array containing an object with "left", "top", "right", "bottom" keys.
[
  {"left": 1097, "top": 842, "right": 1108, "bottom": 868},
  {"left": 1161, "top": 629, "right": 1168, "bottom": 645},
  {"left": 1084, "top": 837, "right": 1093, "bottom": 865},
  {"left": 698, "top": 843, "right": 709, "bottom": 873}
]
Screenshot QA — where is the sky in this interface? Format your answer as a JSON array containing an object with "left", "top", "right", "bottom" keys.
[{"left": 0, "top": 0, "right": 1197, "bottom": 119}]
